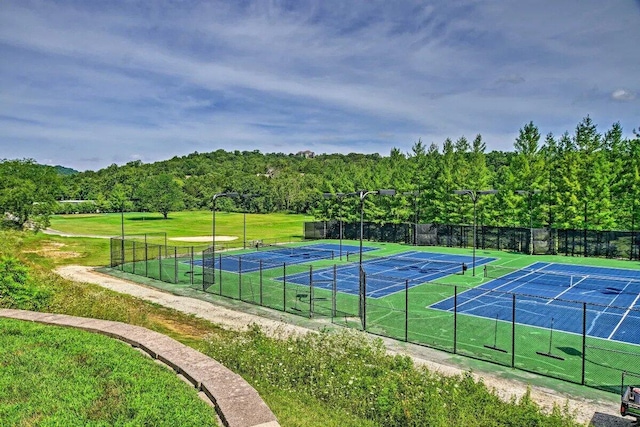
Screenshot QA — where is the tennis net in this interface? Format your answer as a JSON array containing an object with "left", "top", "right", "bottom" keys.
[
  {"left": 256, "top": 243, "right": 335, "bottom": 260},
  {"left": 484, "top": 265, "right": 640, "bottom": 295},
  {"left": 346, "top": 252, "right": 463, "bottom": 274}
]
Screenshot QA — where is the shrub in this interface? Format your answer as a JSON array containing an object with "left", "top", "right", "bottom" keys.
[
  {"left": 203, "top": 326, "right": 579, "bottom": 427},
  {"left": 0, "top": 256, "right": 51, "bottom": 310}
]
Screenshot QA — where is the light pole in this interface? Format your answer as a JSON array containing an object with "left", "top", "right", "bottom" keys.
[
  {"left": 516, "top": 190, "right": 541, "bottom": 255},
  {"left": 212, "top": 192, "right": 239, "bottom": 283},
  {"left": 358, "top": 189, "right": 395, "bottom": 329},
  {"left": 453, "top": 189, "right": 498, "bottom": 276},
  {"left": 323, "top": 189, "right": 396, "bottom": 329}
]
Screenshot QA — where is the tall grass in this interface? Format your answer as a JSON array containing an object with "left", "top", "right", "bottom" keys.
[{"left": 204, "top": 325, "right": 578, "bottom": 427}]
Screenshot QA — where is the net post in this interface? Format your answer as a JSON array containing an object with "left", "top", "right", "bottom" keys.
[
  {"left": 453, "top": 286, "right": 458, "bottom": 355},
  {"left": 404, "top": 279, "right": 409, "bottom": 342},
  {"left": 332, "top": 264, "right": 337, "bottom": 319},
  {"left": 581, "top": 302, "right": 586, "bottom": 385},
  {"left": 259, "top": 260, "right": 263, "bottom": 306},
  {"left": 239, "top": 257, "right": 242, "bottom": 300},
  {"left": 309, "top": 265, "right": 313, "bottom": 318},
  {"left": 283, "top": 263, "right": 287, "bottom": 312},
  {"left": 511, "top": 293, "right": 516, "bottom": 368}
]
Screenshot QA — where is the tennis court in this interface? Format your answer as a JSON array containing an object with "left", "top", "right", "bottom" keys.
[
  {"left": 431, "top": 262, "right": 640, "bottom": 345},
  {"left": 191, "top": 243, "right": 377, "bottom": 273},
  {"left": 283, "top": 251, "right": 495, "bottom": 298}
]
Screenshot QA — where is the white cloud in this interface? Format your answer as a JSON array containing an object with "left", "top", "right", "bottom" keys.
[
  {"left": 611, "top": 89, "right": 636, "bottom": 102},
  {"left": 0, "top": 1, "right": 639, "bottom": 170}
]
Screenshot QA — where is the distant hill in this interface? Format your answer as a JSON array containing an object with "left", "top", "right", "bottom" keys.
[{"left": 53, "top": 165, "right": 78, "bottom": 176}]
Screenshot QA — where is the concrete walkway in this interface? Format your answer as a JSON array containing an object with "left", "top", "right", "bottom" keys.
[{"left": 0, "top": 309, "right": 279, "bottom": 427}]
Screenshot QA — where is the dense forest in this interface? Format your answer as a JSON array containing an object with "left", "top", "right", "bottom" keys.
[{"left": 1, "top": 116, "right": 639, "bottom": 232}]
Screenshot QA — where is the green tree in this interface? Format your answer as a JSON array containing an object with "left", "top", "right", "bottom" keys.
[
  {"left": 0, "top": 159, "right": 60, "bottom": 230},
  {"left": 140, "top": 174, "right": 184, "bottom": 219}
]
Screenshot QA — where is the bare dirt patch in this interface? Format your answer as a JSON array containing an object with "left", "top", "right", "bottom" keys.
[
  {"left": 168, "top": 236, "right": 238, "bottom": 242},
  {"left": 54, "top": 265, "right": 629, "bottom": 426},
  {"left": 24, "top": 242, "right": 81, "bottom": 260}
]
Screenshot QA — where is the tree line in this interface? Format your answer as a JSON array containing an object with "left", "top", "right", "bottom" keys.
[{"left": 1, "top": 116, "right": 639, "bottom": 232}]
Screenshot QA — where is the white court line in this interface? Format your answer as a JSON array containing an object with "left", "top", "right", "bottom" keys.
[
  {"left": 547, "top": 275, "right": 586, "bottom": 304},
  {"left": 441, "top": 270, "right": 541, "bottom": 311},
  {"left": 607, "top": 286, "right": 640, "bottom": 340}
]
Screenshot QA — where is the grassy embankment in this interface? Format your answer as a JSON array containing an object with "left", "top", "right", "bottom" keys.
[{"left": 0, "top": 212, "right": 587, "bottom": 426}]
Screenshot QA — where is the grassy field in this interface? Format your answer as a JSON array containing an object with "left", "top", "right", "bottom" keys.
[
  {"left": 49, "top": 211, "right": 312, "bottom": 241},
  {"left": 0, "top": 318, "right": 218, "bottom": 426}
]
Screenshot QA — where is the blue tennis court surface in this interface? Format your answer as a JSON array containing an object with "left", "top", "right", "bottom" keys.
[
  {"left": 431, "top": 262, "right": 640, "bottom": 345},
  {"left": 283, "top": 251, "right": 495, "bottom": 298},
  {"left": 190, "top": 243, "right": 378, "bottom": 273}
]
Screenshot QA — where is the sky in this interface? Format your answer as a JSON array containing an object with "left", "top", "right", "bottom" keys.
[{"left": 1, "top": 1, "right": 639, "bottom": 172}]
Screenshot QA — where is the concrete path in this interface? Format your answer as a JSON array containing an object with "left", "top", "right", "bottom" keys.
[{"left": 0, "top": 309, "right": 279, "bottom": 427}]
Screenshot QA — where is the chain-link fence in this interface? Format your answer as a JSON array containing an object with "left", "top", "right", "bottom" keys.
[
  {"left": 110, "top": 236, "right": 640, "bottom": 394},
  {"left": 305, "top": 221, "right": 640, "bottom": 260}
]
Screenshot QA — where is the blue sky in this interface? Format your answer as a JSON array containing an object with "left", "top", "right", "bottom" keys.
[{"left": 1, "top": 1, "right": 639, "bottom": 171}]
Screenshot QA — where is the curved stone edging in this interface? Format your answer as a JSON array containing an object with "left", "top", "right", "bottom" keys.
[{"left": 0, "top": 309, "right": 280, "bottom": 427}]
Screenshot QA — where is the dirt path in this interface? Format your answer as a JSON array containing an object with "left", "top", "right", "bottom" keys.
[
  {"left": 43, "top": 228, "right": 112, "bottom": 239},
  {"left": 55, "top": 265, "right": 633, "bottom": 427}
]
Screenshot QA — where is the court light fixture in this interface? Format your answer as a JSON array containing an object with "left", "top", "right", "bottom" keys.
[{"left": 323, "top": 188, "right": 396, "bottom": 329}]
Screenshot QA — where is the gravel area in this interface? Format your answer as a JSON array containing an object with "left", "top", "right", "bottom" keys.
[{"left": 55, "top": 265, "right": 635, "bottom": 427}]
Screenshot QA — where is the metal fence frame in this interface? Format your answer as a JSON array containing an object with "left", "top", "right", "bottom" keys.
[{"left": 109, "top": 236, "right": 640, "bottom": 394}]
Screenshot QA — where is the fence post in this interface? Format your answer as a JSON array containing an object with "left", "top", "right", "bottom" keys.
[
  {"left": 405, "top": 279, "right": 409, "bottom": 342},
  {"left": 259, "top": 260, "right": 263, "bottom": 306},
  {"left": 362, "top": 270, "right": 367, "bottom": 331},
  {"left": 582, "top": 302, "right": 587, "bottom": 385},
  {"left": 453, "top": 286, "right": 458, "bottom": 354},
  {"left": 239, "top": 257, "right": 242, "bottom": 300},
  {"left": 283, "top": 263, "right": 287, "bottom": 312},
  {"left": 132, "top": 241, "right": 136, "bottom": 275},
  {"left": 511, "top": 293, "right": 516, "bottom": 368},
  {"left": 218, "top": 254, "right": 222, "bottom": 295},
  {"left": 332, "top": 264, "right": 337, "bottom": 319},
  {"left": 145, "top": 242, "right": 148, "bottom": 277},
  {"left": 158, "top": 245, "right": 162, "bottom": 281},
  {"left": 190, "top": 247, "right": 194, "bottom": 286},
  {"left": 309, "top": 265, "right": 313, "bottom": 318},
  {"left": 174, "top": 247, "right": 178, "bottom": 284},
  {"left": 202, "top": 251, "right": 206, "bottom": 291}
]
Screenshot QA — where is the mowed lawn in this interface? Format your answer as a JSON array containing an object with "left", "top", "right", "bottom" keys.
[
  {"left": 0, "top": 318, "right": 218, "bottom": 426},
  {"left": 49, "top": 211, "right": 313, "bottom": 242}
]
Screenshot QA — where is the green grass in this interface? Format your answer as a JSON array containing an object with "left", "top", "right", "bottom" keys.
[
  {"left": 0, "top": 318, "right": 218, "bottom": 426},
  {"left": 49, "top": 211, "right": 312, "bottom": 242}
]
